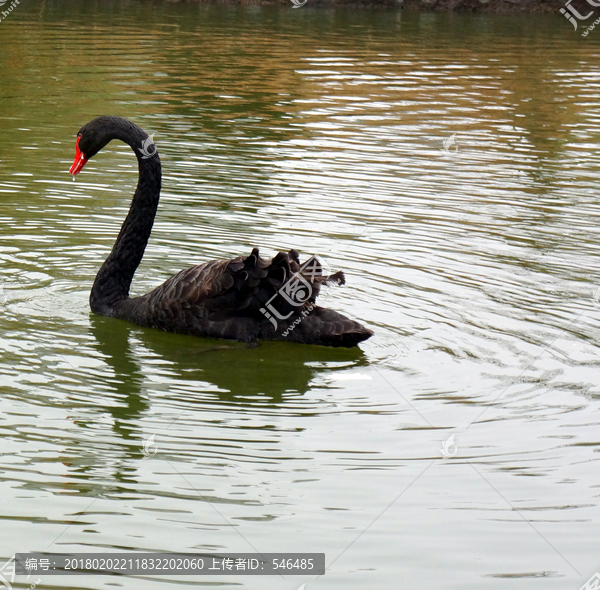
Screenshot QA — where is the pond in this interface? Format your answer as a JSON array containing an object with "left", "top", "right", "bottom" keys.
[{"left": 1, "top": 2, "right": 599, "bottom": 589}]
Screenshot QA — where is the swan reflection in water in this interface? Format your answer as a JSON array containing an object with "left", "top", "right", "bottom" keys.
[
  {"left": 58, "top": 316, "right": 365, "bottom": 490},
  {"left": 88, "top": 314, "right": 368, "bottom": 458}
]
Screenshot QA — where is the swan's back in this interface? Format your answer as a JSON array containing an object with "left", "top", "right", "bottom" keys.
[{"left": 112, "top": 248, "right": 373, "bottom": 347}]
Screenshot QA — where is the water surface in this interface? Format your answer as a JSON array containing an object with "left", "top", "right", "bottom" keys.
[{"left": 1, "top": 2, "right": 600, "bottom": 589}]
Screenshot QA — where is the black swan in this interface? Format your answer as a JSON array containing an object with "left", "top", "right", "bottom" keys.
[{"left": 69, "top": 116, "right": 373, "bottom": 347}]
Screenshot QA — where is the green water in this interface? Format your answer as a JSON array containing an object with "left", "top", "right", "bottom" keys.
[{"left": 1, "top": 2, "right": 600, "bottom": 589}]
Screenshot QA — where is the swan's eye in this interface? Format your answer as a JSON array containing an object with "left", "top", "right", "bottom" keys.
[{"left": 69, "top": 135, "right": 89, "bottom": 176}]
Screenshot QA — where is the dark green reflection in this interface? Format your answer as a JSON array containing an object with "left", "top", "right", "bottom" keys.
[{"left": 89, "top": 311, "right": 367, "bottom": 417}]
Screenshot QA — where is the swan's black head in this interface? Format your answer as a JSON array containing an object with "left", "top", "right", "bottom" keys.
[{"left": 69, "top": 116, "right": 141, "bottom": 176}]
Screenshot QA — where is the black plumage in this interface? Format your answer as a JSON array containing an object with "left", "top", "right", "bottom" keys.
[{"left": 70, "top": 116, "right": 373, "bottom": 347}]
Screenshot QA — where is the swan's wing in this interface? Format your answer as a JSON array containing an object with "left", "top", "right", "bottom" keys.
[{"left": 141, "top": 248, "right": 345, "bottom": 340}]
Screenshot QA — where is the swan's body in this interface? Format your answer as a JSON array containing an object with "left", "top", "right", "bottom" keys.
[{"left": 70, "top": 116, "right": 373, "bottom": 347}]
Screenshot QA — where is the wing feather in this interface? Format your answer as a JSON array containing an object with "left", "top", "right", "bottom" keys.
[{"left": 126, "top": 248, "right": 349, "bottom": 342}]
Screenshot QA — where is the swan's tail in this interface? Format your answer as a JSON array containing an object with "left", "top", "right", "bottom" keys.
[
  {"left": 240, "top": 248, "right": 373, "bottom": 347},
  {"left": 276, "top": 305, "right": 374, "bottom": 347}
]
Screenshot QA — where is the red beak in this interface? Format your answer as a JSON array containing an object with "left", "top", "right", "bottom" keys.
[{"left": 69, "top": 136, "right": 88, "bottom": 176}]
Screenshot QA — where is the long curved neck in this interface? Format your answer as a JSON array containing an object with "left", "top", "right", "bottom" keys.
[{"left": 90, "top": 124, "right": 161, "bottom": 314}]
